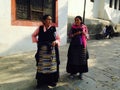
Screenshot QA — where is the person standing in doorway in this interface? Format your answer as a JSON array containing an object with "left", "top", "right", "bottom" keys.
[
  {"left": 32, "top": 15, "right": 60, "bottom": 89},
  {"left": 66, "top": 16, "right": 89, "bottom": 80}
]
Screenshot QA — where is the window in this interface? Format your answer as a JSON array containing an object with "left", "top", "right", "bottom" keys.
[
  {"left": 90, "top": 0, "right": 94, "bottom": 2},
  {"left": 11, "top": 0, "right": 58, "bottom": 26},
  {"left": 119, "top": 0, "right": 120, "bottom": 10},
  {"left": 109, "top": 0, "right": 113, "bottom": 8},
  {"left": 114, "top": 0, "right": 118, "bottom": 9}
]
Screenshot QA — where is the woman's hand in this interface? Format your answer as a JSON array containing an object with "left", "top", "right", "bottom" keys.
[
  {"left": 69, "top": 34, "right": 74, "bottom": 38},
  {"left": 81, "top": 31, "right": 86, "bottom": 35},
  {"left": 52, "top": 41, "right": 57, "bottom": 47},
  {"left": 69, "top": 31, "right": 82, "bottom": 38},
  {"left": 73, "top": 31, "right": 82, "bottom": 37}
]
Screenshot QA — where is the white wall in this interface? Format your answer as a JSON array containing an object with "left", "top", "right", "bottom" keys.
[
  {"left": 68, "top": 0, "right": 84, "bottom": 16},
  {"left": 68, "top": 0, "right": 120, "bottom": 24},
  {"left": 85, "top": 0, "right": 94, "bottom": 18},
  {"left": 68, "top": 0, "right": 94, "bottom": 19},
  {"left": 0, "top": 0, "right": 68, "bottom": 56},
  {"left": 104, "top": 0, "right": 120, "bottom": 24},
  {"left": 95, "top": 0, "right": 120, "bottom": 24},
  {"left": 57, "top": 0, "right": 68, "bottom": 46}
]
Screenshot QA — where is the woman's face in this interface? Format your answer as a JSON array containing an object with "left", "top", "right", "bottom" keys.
[
  {"left": 74, "top": 18, "right": 82, "bottom": 25},
  {"left": 44, "top": 16, "right": 52, "bottom": 26}
]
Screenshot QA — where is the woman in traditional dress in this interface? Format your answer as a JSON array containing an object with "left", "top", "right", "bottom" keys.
[
  {"left": 66, "top": 16, "right": 89, "bottom": 80},
  {"left": 32, "top": 15, "right": 60, "bottom": 88}
]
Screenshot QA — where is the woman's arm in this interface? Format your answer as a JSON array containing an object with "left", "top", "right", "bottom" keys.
[
  {"left": 69, "top": 29, "right": 82, "bottom": 37},
  {"left": 55, "top": 32, "right": 60, "bottom": 46},
  {"left": 82, "top": 25, "right": 89, "bottom": 39},
  {"left": 52, "top": 32, "right": 60, "bottom": 46},
  {"left": 32, "top": 28, "right": 39, "bottom": 43}
]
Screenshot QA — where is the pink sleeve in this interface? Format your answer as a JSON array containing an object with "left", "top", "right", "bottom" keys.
[
  {"left": 82, "top": 25, "right": 87, "bottom": 33},
  {"left": 82, "top": 25, "right": 90, "bottom": 39},
  {"left": 55, "top": 32, "right": 60, "bottom": 46},
  {"left": 32, "top": 28, "right": 39, "bottom": 43},
  {"left": 85, "top": 25, "right": 88, "bottom": 34}
]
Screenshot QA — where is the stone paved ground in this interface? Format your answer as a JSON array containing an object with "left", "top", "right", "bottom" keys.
[{"left": 0, "top": 37, "right": 120, "bottom": 90}]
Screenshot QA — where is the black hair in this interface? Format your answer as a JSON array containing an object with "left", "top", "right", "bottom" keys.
[
  {"left": 105, "top": 25, "right": 109, "bottom": 28},
  {"left": 75, "top": 16, "right": 83, "bottom": 24},
  {"left": 42, "top": 14, "right": 51, "bottom": 21}
]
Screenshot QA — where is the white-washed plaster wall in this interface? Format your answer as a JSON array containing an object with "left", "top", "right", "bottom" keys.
[
  {"left": 57, "top": 0, "right": 68, "bottom": 46},
  {"left": 68, "top": 0, "right": 98, "bottom": 23},
  {"left": 68, "top": 0, "right": 120, "bottom": 24},
  {"left": 0, "top": 0, "right": 68, "bottom": 56},
  {"left": 68, "top": 0, "right": 84, "bottom": 16},
  {"left": 68, "top": 0, "right": 94, "bottom": 19},
  {"left": 104, "top": 0, "right": 120, "bottom": 24},
  {"left": 95, "top": 0, "right": 120, "bottom": 24},
  {"left": 85, "top": 0, "right": 94, "bottom": 18}
]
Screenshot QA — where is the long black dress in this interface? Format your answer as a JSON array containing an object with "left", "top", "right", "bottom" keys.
[
  {"left": 66, "top": 27, "right": 88, "bottom": 74},
  {"left": 35, "top": 26, "right": 60, "bottom": 86}
]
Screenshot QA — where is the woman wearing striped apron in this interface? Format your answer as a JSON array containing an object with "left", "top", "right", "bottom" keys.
[{"left": 32, "top": 15, "right": 60, "bottom": 89}]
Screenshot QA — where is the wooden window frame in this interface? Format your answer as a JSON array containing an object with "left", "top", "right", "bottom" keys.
[{"left": 11, "top": 0, "right": 58, "bottom": 26}]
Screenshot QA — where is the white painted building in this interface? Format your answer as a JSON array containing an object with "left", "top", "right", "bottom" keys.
[
  {"left": 0, "top": 0, "right": 120, "bottom": 56},
  {"left": 68, "top": 0, "right": 120, "bottom": 24}
]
